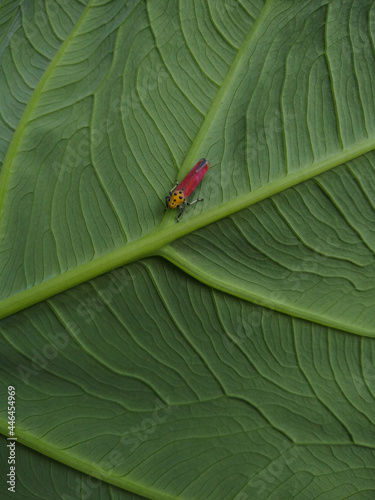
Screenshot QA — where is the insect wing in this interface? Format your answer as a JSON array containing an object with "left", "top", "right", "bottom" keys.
[
  {"left": 183, "top": 163, "right": 209, "bottom": 198},
  {"left": 177, "top": 159, "right": 209, "bottom": 197}
]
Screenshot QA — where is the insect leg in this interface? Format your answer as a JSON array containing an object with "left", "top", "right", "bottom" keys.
[
  {"left": 187, "top": 198, "right": 204, "bottom": 206},
  {"left": 170, "top": 180, "right": 178, "bottom": 192},
  {"left": 176, "top": 204, "right": 185, "bottom": 222}
]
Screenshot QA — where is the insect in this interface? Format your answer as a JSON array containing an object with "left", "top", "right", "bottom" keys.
[{"left": 166, "top": 158, "right": 210, "bottom": 222}]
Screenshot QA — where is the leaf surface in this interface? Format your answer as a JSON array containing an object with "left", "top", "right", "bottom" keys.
[{"left": 0, "top": 1, "right": 374, "bottom": 499}]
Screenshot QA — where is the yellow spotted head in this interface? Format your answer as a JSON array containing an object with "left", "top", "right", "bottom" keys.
[{"left": 168, "top": 189, "right": 186, "bottom": 209}]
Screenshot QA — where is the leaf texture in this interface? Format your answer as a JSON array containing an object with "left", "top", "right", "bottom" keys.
[{"left": 0, "top": 0, "right": 374, "bottom": 498}]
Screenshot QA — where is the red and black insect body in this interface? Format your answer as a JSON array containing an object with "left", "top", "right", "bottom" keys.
[{"left": 166, "top": 158, "right": 210, "bottom": 222}]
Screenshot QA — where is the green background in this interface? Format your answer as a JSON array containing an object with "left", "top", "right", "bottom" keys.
[{"left": 0, "top": 1, "right": 374, "bottom": 498}]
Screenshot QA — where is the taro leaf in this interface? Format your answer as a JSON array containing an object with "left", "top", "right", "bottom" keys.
[{"left": 0, "top": 1, "right": 374, "bottom": 499}]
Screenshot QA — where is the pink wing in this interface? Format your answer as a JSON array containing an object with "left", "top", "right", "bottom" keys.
[{"left": 177, "top": 159, "right": 210, "bottom": 198}]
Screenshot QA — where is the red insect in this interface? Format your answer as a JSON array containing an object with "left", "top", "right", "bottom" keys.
[{"left": 166, "top": 158, "right": 210, "bottom": 222}]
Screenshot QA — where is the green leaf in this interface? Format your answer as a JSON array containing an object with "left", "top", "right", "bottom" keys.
[{"left": 1, "top": 0, "right": 374, "bottom": 498}]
